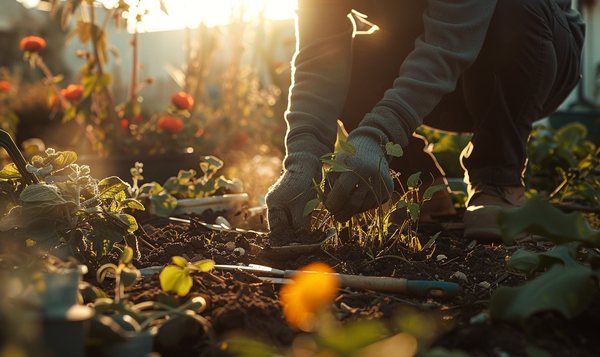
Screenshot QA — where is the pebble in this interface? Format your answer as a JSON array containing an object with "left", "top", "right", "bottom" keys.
[
  {"left": 452, "top": 271, "right": 468, "bottom": 282},
  {"left": 225, "top": 241, "right": 236, "bottom": 252},
  {"left": 436, "top": 254, "right": 448, "bottom": 261},
  {"left": 233, "top": 247, "right": 245, "bottom": 256}
]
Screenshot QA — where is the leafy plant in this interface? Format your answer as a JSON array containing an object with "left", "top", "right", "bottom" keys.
[
  {"left": 488, "top": 195, "right": 600, "bottom": 328},
  {"left": 138, "top": 155, "right": 243, "bottom": 217},
  {"left": 0, "top": 148, "right": 144, "bottom": 259},
  {"left": 526, "top": 123, "right": 600, "bottom": 207},
  {"left": 159, "top": 255, "right": 215, "bottom": 296},
  {"left": 92, "top": 247, "right": 217, "bottom": 352},
  {"left": 304, "top": 141, "right": 446, "bottom": 255}
]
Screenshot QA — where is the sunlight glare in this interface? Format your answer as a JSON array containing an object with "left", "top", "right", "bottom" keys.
[{"left": 104, "top": 0, "right": 298, "bottom": 32}]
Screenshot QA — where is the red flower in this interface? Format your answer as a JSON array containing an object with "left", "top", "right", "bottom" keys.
[
  {"left": 0, "top": 81, "right": 10, "bottom": 92},
  {"left": 133, "top": 114, "right": 144, "bottom": 123},
  {"left": 158, "top": 116, "right": 184, "bottom": 133},
  {"left": 194, "top": 128, "right": 204, "bottom": 137},
  {"left": 62, "top": 84, "right": 83, "bottom": 102},
  {"left": 20, "top": 36, "right": 46, "bottom": 52},
  {"left": 120, "top": 119, "right": 130, "bottom": 128},
  {"left": 171, "top": 92, "right": 194, "bottom": 110}
]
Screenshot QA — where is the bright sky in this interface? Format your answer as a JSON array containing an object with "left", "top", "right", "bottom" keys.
[{"left": 18, "top": 0, "right": 298, "bottom": 31}]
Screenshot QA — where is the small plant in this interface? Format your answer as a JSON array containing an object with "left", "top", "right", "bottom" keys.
[
  {"left": 92, "top": 247, "right": 216, "bottom": 352},
  {"left": 527, "top": 122, "right": 600, "bottom": 207},
  {"left": 0, "top": 148, "right": 144, "bottom": 260},
  {"left": 138, "top": 155, "right": 243, "bottom": 217},
  {"left": 304, "top": 141, "right": 446, "bottom": 255},
  {"left": 159, "top": 255, "right": 215, "bottom": 296},
  {"left": 488, "top": 195, "right": 600, "bottom": 328}
]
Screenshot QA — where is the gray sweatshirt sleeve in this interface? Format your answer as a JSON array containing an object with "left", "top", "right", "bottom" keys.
[{"left": 360, "top": 0, "right": 498, "bottom": 146}]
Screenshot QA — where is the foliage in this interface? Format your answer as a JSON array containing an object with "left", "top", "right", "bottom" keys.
[
  {"left": 138, "top": 155, "right": 243, "bottom": 217},
  {"left": 0, "top": 69, "right": 19, "bottom": 159},
  {"left": 92, "top": 247, "right": 216, "bottom": 351},
  {"left": 526, "top": 123, "right": 600, "bottom": 207},
  {"left": 21, "top": 1, "right": 283, "bottom": 157},
  {"left": 416, "top": 127, "right": 472, "bottom": 179},
  {"left": 159, "top": 255, "right": 215, "bottom": 296},
  {"left": 304, "top": 141, "right": 446, "bottom": 255},
  {"left": 0, "top": 148, "right": 144, "bottom": 260},
  {"left": 488, "top": 195, "right": 600, "bottom": 328}
]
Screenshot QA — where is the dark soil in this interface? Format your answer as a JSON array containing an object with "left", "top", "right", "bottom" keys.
[{"left": 86, "top": 208, "right": 600, "bottom": 357}]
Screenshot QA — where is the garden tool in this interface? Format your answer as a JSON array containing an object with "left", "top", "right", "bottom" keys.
[
  {"left": 213, "top": 263, "right": 460, "bottom": 298},
  {"left": 0, "top": 129, "right": 39, "bottom": 185}
]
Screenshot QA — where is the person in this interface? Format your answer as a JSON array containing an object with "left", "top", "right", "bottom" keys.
[{"left": 265, "top": 0, "right": 585, "bottom": 242}]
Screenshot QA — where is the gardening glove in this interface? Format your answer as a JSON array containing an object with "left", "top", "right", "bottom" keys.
[
  {"left": 324, "top": 126, "right": 395, "bottom": 223},
  {"left": 266, "top": 135, "right": 329, "bottom": 235}
]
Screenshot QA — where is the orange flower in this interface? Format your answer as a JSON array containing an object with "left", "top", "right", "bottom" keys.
[
  {"left": 280, "top": 262, "right": 340, "bottom": 331},
  {"left": 157, "top": 116, "right": 184, "bottom": 133},
  {"left": 0, "top": 81, "right": 10, "bottom": 92},
  {"left": 120, "top": 119, "right": 130, "bottom": 128},
  {"left": 194, "top": 127, "right": 204, "bottom": 137},
  {"left": 171, "top": 91, "right": 194, "bottom": 110},
  {"left": 20, "top": 36, "right": 46, "bottom": 52},
  {"left": 61, "top": 84, "right": 83, "bottom": 102}
]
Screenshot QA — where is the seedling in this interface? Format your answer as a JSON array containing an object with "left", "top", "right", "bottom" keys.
[
  {"left": 138, "top": 155, "right": 243, "bottom": 217},
  {"left": 159, "top": 256, "right": 216, "bottom": 296}
]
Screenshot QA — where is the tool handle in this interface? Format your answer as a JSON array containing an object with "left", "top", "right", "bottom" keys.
[{"left": 284, "top": 270, "right": 459, "bottom": 297}]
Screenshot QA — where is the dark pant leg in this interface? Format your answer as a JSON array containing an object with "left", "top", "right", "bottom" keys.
[
  {"left": 424, "top": 0, "right": 582, "bottom": 186},
  {"left": 339, "top": 0, "right": 442, "bottom": 187}
]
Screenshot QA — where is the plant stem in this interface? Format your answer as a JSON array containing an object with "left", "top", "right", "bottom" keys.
[{"left": 128, "top": 4, "right": 140, "bottom": 103}]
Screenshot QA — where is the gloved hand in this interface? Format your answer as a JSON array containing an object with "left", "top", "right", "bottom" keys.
[
  {"left": 324, "top": 126, "right": 394, "bottom": 222},
  {"left": 265, "top": 136, "right": 328, "bottom": 235}
]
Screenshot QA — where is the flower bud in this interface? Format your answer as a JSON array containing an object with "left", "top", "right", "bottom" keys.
[
  {"left": 20, "top": 36, "right": 46, "bottom": 52},
  {"left": 171, "top": 91, "right": 194, "bottom": 110}
]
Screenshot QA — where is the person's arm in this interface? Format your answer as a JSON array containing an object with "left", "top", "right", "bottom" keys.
[{"left": 361, "top": 0, "right": 498, "bottom": 147}]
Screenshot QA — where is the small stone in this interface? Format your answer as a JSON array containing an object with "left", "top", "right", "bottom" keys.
[
  {"left": 436, "top": 254, "right": 448, "bottom": 261},
  {"left": 452, "top": 271, "right": 468, "bottom": 282},
  {"left": 233, "top": 247, "right": 245, "bottom": 256},
  {"left": 478, "top": 281, "right": 491, "bottom": 289},
  {"left": 225, "top": 241, "right": 236, "bottom": 252}
]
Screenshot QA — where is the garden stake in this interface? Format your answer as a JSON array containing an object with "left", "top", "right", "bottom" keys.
[
  {"left": 213, "top": 264, "right": 460, "bottom": 298},
  {"left": 0, "top": 129, "right": 39, "bottom": 185}
]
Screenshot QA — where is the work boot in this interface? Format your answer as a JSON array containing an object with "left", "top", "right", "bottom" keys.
[
  {"left": 391, "top": 176, "right": 457, "bottom": 225},
  {"left": 463, "top": 182, "right": 526, "bottom": 242}
]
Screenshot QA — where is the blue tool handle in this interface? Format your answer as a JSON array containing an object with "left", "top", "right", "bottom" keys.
[{"left": 406, "top": 280, "right": 460, "bottom": 297}]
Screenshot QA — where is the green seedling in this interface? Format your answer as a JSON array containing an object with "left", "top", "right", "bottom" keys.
[
  {"left": 138, "top": 155, "right": 243, "bottom": 217},
  {"left": 92, "top": 247, "right": 216, "bottom": 351},
  {"left": 0, "top": 148, "right": 144, "bottom": 260},
  {"left": 303, "top": 141, "right": 446, "bottom": 254},
  {"left": 159, "top": 256, "right": 216, "bottom": 296},
  {"left": 488, "top": 195, "right": 600, "bottom": 329}
]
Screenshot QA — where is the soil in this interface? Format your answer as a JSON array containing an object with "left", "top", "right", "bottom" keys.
[{"left": 85, "top": 208, "right": 600, "bottom": 357}]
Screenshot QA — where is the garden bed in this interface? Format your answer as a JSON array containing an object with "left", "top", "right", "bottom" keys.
[{"left": 87, "top": 208, "right": 600, "bottom": 357}]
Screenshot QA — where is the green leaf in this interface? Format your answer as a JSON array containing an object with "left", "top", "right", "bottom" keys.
[
  {"left": 409, "top": 202, "right": 419, "bottom": 222},
  {"left": 120, "top": 198, "right": 145, "bottom": 211},
  {"left": 49, "top": 151, "right": 77, "bottom": 171},
  {"left": 159, "top": 265, "right": 193, "bottom": 296},
  {"left": 319, "top": 319, "right": 390, "bottom": 355},
  {"left": 385, "top": 142, "right": 403, "bottom": 157},
  {"left": 489, "top": 265, "right": 599, "bottom": 328},
  {"left": 176, "top": 170, "right": 195, "bottom": 185},
  {"left": 303, "top": 198, "right": 321, "bottom": 217},
  {"left": 120, "top": 246, "right": 134, "bottom": 264},
  {"left": 97, "top": 176, "right": 130, "bottom": 199},
  {"left": 423, "top": 232, "right": 440, "bottom": 250},
  {"left": 498, "top": 195, "right": 600, "bottom": 247},
  {"left": 120, "top": 266, "right": 140, "bottom": 288},
  {"left": 423, "top": 184, "right": 448, "bottom": 200},
  {"left": 190, "top": 259, "right": 215, "bottom": 272},
  {"left": 20, "top": 185, "right": 65, "bottom": 203},
  {"left": 339, "top": 141, "right": 357, "bottom": 157},
  {"left": 507, "top": 244, "right": 580, "bottom": 279},
  {"left": 0, "top": 163, "right": 21, "bottom": 180},
  {"left": 171, "top": 256, "right": 188, "bottom": 268},
  {"left": 322, "top": 159, "right": 351, "bottom": 173},
  {"left": 407, "top": 172, "right": 421, "bottom": 190},
  {"left": 150, "top": 192, "right": 177, "bottom": 217}
]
